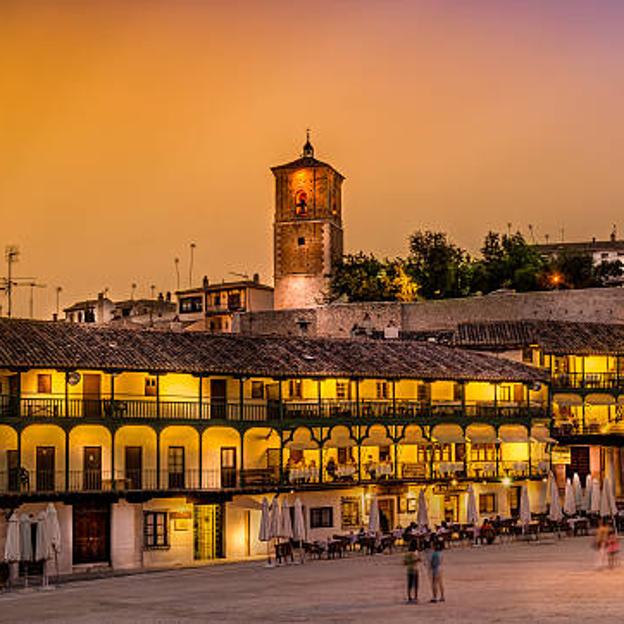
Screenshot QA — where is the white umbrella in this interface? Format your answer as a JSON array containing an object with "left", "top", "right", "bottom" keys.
[
  {"left": 538, "top": 478, "right": 549, "bottom": 513},
  {"left": 269, "top": 498, "right": 282, "bottom": 540},
  {"left": 466, "top": 485, "right": 478, "bottom": 525},
  {"left": 417, "top": 489, "right": 429, "bottom": 528},
  {"left": 293, "top": 498, "right": 306, "bottom": 542},
  {"left": 258, "top": 497, "right": 271, "bottom": 542},
  {"left": 4, "top": 512, "right": 20, "bottom": 562},
  {"left": 35, "top": 511, "right": 50, "bottom": 561},
  {"left": 368, "top": 496, "right": 380, "bottom": 534},
  {"left": 19, "top": 514, "right": 33, "bottom": 562},
  {"left": 280, "top": 500, "right": 293, "bottom": 540},
  {"left": 591, "top": 479, "right": 602, "bottom": 514},
  {"left": 600, "top": 480, "right": 611, "bottom": 517},
  {"left": 563, "top": 478, "right": 576, "bottom": 516},
  {"left": 548, "top": 477, "right": 563, "bottom": 522},
  {"left": 585, "top": 474, "right": 593, "bottom": 511},
  {"left": 608, "top": 477, "right": 618, "bottom": 516},
  {"left": 572, "top": 473, "right": 584, "bottom": 510},
  {"left": 45, "top": 503, "right": 61, "bottom": 557},
  {"left": 520, "top": 484, "right": 531, "bottom": 526}
]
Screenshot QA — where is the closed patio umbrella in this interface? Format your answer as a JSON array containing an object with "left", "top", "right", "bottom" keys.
[
  {"left": 585, "top": 475, "right": 593, "bottom": 512},
  {"left": 591, "top": 479, "right": 602, "bottom": 514},
  {"left": 563, "top": 478, "right": 576, "bottom": 516},
  {"left": 35, "top": 510, "right": 50, "bottom": 562},
  {"left": 466, "top": 485, "right": 478, "bottom": 525},
  {"left": 573, "top": 473, "right": 584, "bottom": 511},
  {"left": 280, "top": 500, "right": 293, "bottom": 540},
  {"left": 259, "top": 497, "right": 271, "bottom": 543},
  {"left": 45, "top": 503, "right": 61, "bottom": 584},
  {"left": 19, "top": 514, "right": 33, "bottom": 563},
  {"left": 608, "top": 477, "right": 618, "bottom": 517},
  {"left": 293, "top": 498, "right": 306, "bottom": 542},
  {"left": 269, "top": 498, "right": 282, "bottom": 540},
  {"left": 4, "top": 513, "right": 20, "bottom": 562},
  {"left": 417, "top": 489, "right": 429, "bottom": 528},
  {"left": 600, "top": 480, "right": 611, "bottom": 518},
  {"left": 520, "top": 484, "right": 531, "bottom": 526},
  {"left": 368, "top": 496, "right": 380, "bottom": 534},
  {"left": 548, "top": 477, "right": 563, "bottom": 522}
]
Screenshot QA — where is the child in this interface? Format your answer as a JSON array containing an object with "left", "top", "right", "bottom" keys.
[
  {"left": 403, "top": 541, "right": 421, "bottom": 603},
  {"left": 430, "top": 541, "right": 445, "bottom": 603},
  {"left": 607, "top": 530, "right": 620, "bottom": 569}
]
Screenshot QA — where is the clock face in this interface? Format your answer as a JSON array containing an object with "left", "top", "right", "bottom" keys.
[{"left": 294, "top": 190, "right": 308, "bottom": 216}]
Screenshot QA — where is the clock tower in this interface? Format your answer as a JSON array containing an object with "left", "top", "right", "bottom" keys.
[{"left": 272, "top": 134, "right": 345, "bottom": 309}]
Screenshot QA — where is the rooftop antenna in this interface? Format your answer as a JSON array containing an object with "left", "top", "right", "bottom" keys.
[
  {"left": 507, "top": 222, "right": 512, "bottom": 236},
  {"left": 560, "top": 227, "right": 565, "bottom": 242},
  {"left": 174, "top": 257, "right": 180, "bottom": 291},
  {"left": 545, "top": 233, "right": 550, "bottom": 244},
  {"left": 55, "top": 286, "right": 63, "bottom": 319},
  {"left": 229, "top": 272, "right": 250, "bottom": 280},
  {"left": 26, "top": 282, "right": 46, "bottom": 319},
  {"left": 4, "top": 245, "right": 19, "bottom": 318},
  {"left": 188, "top": 243, "right": 196, "bottom": 288}
]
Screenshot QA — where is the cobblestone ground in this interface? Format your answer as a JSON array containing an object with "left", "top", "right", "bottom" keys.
[{"left": 2, "top": 536, "right": 623, "bottom": 623}]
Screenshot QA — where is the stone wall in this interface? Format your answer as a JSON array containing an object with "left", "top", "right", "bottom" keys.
[{"left": 234, "top": 287, "right": 624, "bottom": 337}]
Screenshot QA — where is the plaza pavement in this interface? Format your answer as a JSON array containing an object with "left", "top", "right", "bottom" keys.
[{"left": 2, "top": 536, "right": 623, "bottom": 623}]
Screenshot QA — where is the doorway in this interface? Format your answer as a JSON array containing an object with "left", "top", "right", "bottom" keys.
[
  {"left": 125, "top": 446, "right": 142, "bottom": 489},
  {"left": 442, "top": 494, "right": 459, "bottom": 523},
  {"left": 210, "top": 380, "right": 227, "bottom": 419},
  {"left": 193, "top": 504, "right": 223, "bottom": 560},
  {"left": 566, "top": 446, "right": 590, "bottom": 482},
  {"left": 36, "top": 446, "right": 55, "bottom": 491},
  {"left": 73, "top": 502, "right": 110, "bottom": 565},
  {"left": 220, "top": 447, "right": 237, "bottom": 488},
  {"left": 83, "top": 446, "right": 102, "bottom": 491},
  {"left": 378, "top": 497, "right": 395, "bottom": 532},
  {"left": 83, "top": 374, "right": 101, "bottom": 418},
  {"left": 7, "top": 449, "right": 18, "bottom": 492},
  {"left": 168, "top": 446, "right": 185, "bottom": 489}
]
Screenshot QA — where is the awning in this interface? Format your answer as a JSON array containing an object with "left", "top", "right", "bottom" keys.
[
  {"left": 466, "top": 424, "right": 496, "bottom": 444},
  {"left": 432, "top": 424, "right": 465, "bottom": 444},
  {"left": 361, "top": 424, "right": 393, "bottom": 447},
  {"left": 499, "top": 424, "right": 528, "bottom": 443},
  {"left": 553, "top": 393, "right": 583, "bottom": 406},
  {"left": 324, "top": 425, "right": 356, "bottom": 448},
  {"left": 530, "top": 425, "right": 557, "bottom": 444},
  {"left": 400, "top": 424, "right": 426, "bottom": 444},
  {"left": 285, "top": 427, "right": 319, "bottom": 451},
  {"left": 586, "top": 393, "right": 615, "bottom": 406}
]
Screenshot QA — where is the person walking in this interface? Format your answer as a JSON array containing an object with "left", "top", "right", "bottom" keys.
[
  {"left": 595, "top": 520, "right": 610, "bottom": 569},
  {"left": 429, "top": 541, "right": 445, "bottom": 603},
  {"left": 606, "top": 529, "right": 620, "bottom": 569},
  {"left": 403, "top": 541, "right": 421, "bottom": 603}
]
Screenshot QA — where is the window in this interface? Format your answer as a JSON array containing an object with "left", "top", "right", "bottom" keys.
[
  {"left": 336, "top": 381, "right": 350, "bottom": 400},
  {"left": 145, "top": 376, "right": 157, "bottom": 397},
  {"left": 522, "top": 347, "right": 533, "bottom": 364},
  {"left": 179, "top": 296, "right": 203, "bottom": 314},
  {"left": 376, "top": 381, "right": 388, "bottom": 400},
  {"left": 251, "top": 381, "right": 264, "bottom": 399},
  {"left": 227, "top": 292, "right": 242, "bottom": 311},
  {"left": 310, "top": 506, "right": 333, "bottom": 529},
  {"left": 289, "top": 380, "right": 303, "bottom": 399},
  {"left": 479, "top": 493, "right": 497, "bottom": 515},
  {"left": 453, "top": 382, "right": 463, "bottom": 402},
  {"left": 341, "top": 497, "right": 360, "bottom": 530},
  {"left": 508, "top": 486, "right": 521, "bottom": 517},
  {"left": 37, "top": 374, "right": 52, "bottom": 394},
  {"left": 379, "top": 446, "right": 391, "bottom": 462},
  {"left": 337, "top": 448, "right": 352, "bottom": 464},
  {"left": 470, "top": 443, "right": 497, "bottom": 462},
  {"left": 497, "top": 385, "right": 512, "bottom": 402},
  {"left": 294, "top": 190, "right": 308, "bottom": 216},
  {"left": 417, "top": 383, "right": 431, "bottom": 402},
  {"left": 144, "top": 511, "right": 169, "bottom": 549},
  {"left": 297, "top": 237, "right": 306, "bottom": 246},
  {"left": 84, "top": 308, "right": 95, "bottom": 323}
]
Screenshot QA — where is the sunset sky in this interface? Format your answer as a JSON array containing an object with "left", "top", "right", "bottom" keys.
[{"left": 2, "top": 0, "right": 624, "bottom": 318}]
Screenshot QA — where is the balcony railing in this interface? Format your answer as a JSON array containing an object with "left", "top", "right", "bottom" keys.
[
  {"left": 0, "top": 395, "right": 547, "bottom": 423},
  {"left": 552, "top": 372, "right": 623, "bottom": 390}
]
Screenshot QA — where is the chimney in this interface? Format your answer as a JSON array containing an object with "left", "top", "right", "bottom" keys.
[
  {"left": 166, "top": 291, "right": 171, "bottom": 302},
  {"left": 202, "top": 275, "right": 209, "bottom": 289},
  {"left": 611, "top": 224, "right": 617, "bottom": 242},
  {"left": 253, "top": 273, "right": 260, "bottom": 284},
  {"left": 158, "top": 292, "right": 164, "bottom": 302}
]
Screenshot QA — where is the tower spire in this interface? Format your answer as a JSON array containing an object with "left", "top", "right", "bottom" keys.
[{"left": 302, "top": 128, "right": 314, "bottom": 158}]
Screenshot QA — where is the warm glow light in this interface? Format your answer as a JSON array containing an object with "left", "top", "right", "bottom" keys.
[{"left": 502, "top": 476, "right": 512, "bottom": 487}]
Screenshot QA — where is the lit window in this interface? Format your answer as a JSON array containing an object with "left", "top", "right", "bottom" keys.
[
  {"left": 145, "top": 376, "right": 157, "bottom": 397},
  {"left": 251, "top": 381, "right": 264, "bottom": 399},
  {"left": 37, "top": 374, "right": 52, "bottom": 394},
  {"left": 479, "top": 493, "right": 497, "bottom": 515},
  {"left": 376, "top": 382, "right": 388, "bottom": 400},
  {"left": 144, "top": 511, "right": 169, "bottom": 549},
  {"left": 336, "top": 381, "right": 350, "bottom": 400},
  {"left": 289, "top": 380, "right": 303, "bottom": 399}
]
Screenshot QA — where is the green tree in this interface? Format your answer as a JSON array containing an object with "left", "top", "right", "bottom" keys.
[
  {"left": 548, "top": 250, "right": 595, "bottom": 289},
  {"left": 406, "top": 230, "right": 472, "bottom": 299}
]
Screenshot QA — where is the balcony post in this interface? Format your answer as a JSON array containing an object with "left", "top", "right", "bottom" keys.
[
  {"left": 156, "top": 428, "right": 161, "bottom": 489},
  {"left": 391, "top": 380, "right": 396, "bottom": 417},
  {"left": 110, "top": 372, "right": 116, "bottom": 418},
  {"left": 617, "top": 355, "right": 621, "bottom": 388},
  {"left": 198, "top": 429, "right": 203, "bottom": 489},
  {"left": 239, "top": 377, "right": 245, "bottom": 421},
  {"left": 461, "top": 381, "right": 466, "bottom": 416},
  {"left": 355, "top": 379, "right": 361, "bottom": 418},
  {"left": 317, "top": 379, "right": 322, "bottom": 419},
  {"left": 582, "top": 400, "right": 586, "bottom": 433},
  {"left": 278, "top": 380, "right": 284, "bottom": 421},
  {"left": 198, "top": 375, "right": 203, "bottom": 420},
  {"left": 493, "top": 383, "right": 498, "bottom": 417},
  {"left": 156, "top": 374, "right": 161, "bottom": 419},
  {"left": 64, "top": 371, "right": 69, "bottom": 418},
  {"left": 495, "top": 429, "right": 500, "bottom": 477},
  {"left": 581, "top": 357, "right": 586, "bottom": 389},
  {"left": 111, "top": 428, "right": 116, "bottom": 483},
  {"left": 319, "top": 431, "right": 324, "bottom": 483},
  {"left": 17, "top": 427, "right": 22, "bottom": 476},
  {"left": 65, "top": 428, "right": 70, "bottom": 491}
]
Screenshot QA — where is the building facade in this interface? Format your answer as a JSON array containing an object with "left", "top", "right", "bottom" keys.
[
  {"left": 272, "top": 135, "right": 344, "bottom": 310},
  {"left": 176, "top": 275, "right": 273, "bottom": 333},
  {"left": 0, "top": 319, "right": 549, "bottom": 574}
]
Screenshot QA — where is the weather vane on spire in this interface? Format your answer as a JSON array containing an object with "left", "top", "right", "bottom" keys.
[{"left": 302, "top": 128, "right": 314, "bottom": 158}]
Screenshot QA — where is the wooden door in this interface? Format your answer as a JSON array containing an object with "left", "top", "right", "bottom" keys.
[
  {"left": 567, "top": 446, "right": 590, "bottom": 482},
  {"left": 442, "top": 494, "right": 459, "bottom": 524},
  {"left": 168, "top": 446, "right": 185, "bottom": 489},
  {"left": 378, "top": 498, "right": 395, "bottom": 533},
  {"left": 220, "top": 447, "right": 236, "bottom": 488},
  {"left": 83, "top": 374, "right": 101, "bottom": 418},
  {"left": 125, "top": 446, "right": 142, "bottom": 489},
  {"left": 73, "top": 502, "right": 110, "bottom": 565},
  {"left": 210, "top": 379, "right": 227, "bottom": 419},
  {"left": 36, "top": 446, "right": 55, "bottom": 491},
  {"left": 7, "top": 449, "right": 18, "bottom": 492},
  {"left": 83, "top": 446, "right": 102, "bottom": 491}
]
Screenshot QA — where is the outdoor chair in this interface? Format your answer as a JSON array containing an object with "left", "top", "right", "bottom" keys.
[
  {"left": 275, "top": 541, "right": 294, "bottom": 565},
  {"left": 303, "top": 541, "right": 325, "bottom": 560}
]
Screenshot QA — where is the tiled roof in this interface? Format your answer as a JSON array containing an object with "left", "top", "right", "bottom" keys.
[
  {"left": 270, "top": 156, "right": 344, "bottom": 179},
  {"left": 447, "top": 320, "right": 624, "bottom": 355},
  {"left": 0, "top": 319, "right": 545, "bottom": 382}
]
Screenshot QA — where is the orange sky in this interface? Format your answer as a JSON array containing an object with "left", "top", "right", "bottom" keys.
[{"left": 2, "top": 0, "right": 624, "bottom": 318}]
